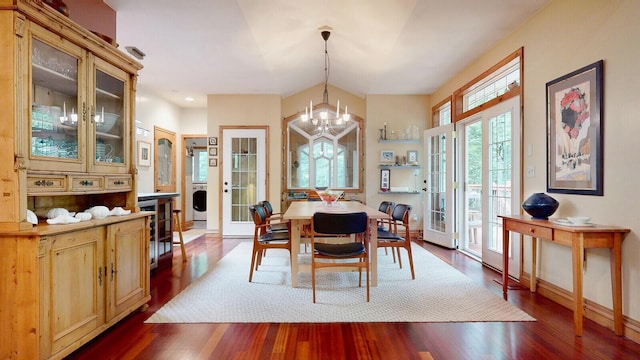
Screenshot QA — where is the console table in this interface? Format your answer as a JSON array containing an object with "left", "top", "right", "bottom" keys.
[{"left": 499, "top": 215, "right": 629, "bottom": 336}]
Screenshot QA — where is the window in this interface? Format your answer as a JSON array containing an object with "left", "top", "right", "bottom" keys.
[
  {"left": 192, "top": 148, "right": 208, "bottom": 183},
  {"left": 453, "top": 48, "right": 523, "bottom": 122},
  {"left": 432, "top": 97, "right": 452, "bottom": 127},
  {"left": 284, "top": 110, "right": 363, "bottom": 191},
  {"left": 464, "top": 60, "right": 520, "bottom": 111}
]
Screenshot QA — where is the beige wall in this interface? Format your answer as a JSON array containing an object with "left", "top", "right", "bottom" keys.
[
  {"left": 366, "top": 95, "right": 430, "bottom": 226},
  {"left": 432, "top": 0, "right": 640, "bottom": 322},
  {"left": 207, "top": 94, "right": 282, "bottom": 232}
]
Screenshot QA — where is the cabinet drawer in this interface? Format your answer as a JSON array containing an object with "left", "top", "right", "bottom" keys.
[
  {"left": 105, "top": 175, "right": 132, "bottom": 191},
  {"left": 69, "top": 176, "right": 104, "bottom": 192},
  {"left": 505, "top": 220, "right": 553, "bottom": 239},
  {"left": 26, "top": 175, "right": 67, "bottom": 193}
]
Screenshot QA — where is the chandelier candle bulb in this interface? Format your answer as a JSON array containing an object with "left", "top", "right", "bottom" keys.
[{"left": 337, "top": 100, "right": 340, "bottom": 117}]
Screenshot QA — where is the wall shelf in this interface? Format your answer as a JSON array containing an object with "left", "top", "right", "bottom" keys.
[
  {"left": 378, "top": 139, "right": 420, "bottom": 144},
  {"left": 379, "top": 164, "right": 421, "bottom": 169},
  {"left": 378, "top": 191, "right": 421, "bottom": 195}
]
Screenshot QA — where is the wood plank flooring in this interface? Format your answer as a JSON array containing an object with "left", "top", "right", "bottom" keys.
[{"left": 67, "top": 235, "right": 640, "bottom": 359}]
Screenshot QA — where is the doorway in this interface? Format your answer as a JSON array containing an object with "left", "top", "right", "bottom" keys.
[
  {"left": 181, "top": 134, "right": 207, "bottom": 230},
  {"left": 221, "top": 127, "right": 267, "bottom": 236}
]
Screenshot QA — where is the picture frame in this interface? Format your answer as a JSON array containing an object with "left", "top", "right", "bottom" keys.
[
  {"left": 407, "top": 150, "right": 418, "bottom": 163},
  {"left": 546, "top": 60, "right": 603, "bottom": 196},
  {"left": 380, "top": 168, "right": 390, "bottom": 190},
  {"left": 137, "top": 141, "right": 151, "bottom": 167},
  {"left": 209, "top": 147, "right": 218, "bottom": 156},
  {"left": 209, "top": 158, "right": 218, "bottom": 167},
  {"left": 208, "top": 137, "right": 218, "bottom": 146},
  {"left": 380, "top": 150, "right": 394, "bottom": 162}
]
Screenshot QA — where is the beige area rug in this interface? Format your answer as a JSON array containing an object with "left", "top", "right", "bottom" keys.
[{"left": 146, "top": 242, "right": 535, "bottom": 323}]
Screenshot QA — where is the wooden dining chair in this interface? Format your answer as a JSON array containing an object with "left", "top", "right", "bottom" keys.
[
  {"left": 259, "top": 200, "right": 289, "bottom": 233},
  {"left": 377, "top": 204, "right": 415, "bottom": 280},
  {"left": 310, "top": 211, "right": 370, "bottom": 303},
  {"left": 248, "top": 204, "right": 291, "bottom": 282}
]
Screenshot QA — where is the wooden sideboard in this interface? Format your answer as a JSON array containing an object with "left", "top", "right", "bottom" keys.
[{"left": 499, "top": 215, "right": 629, "bottom": 336}]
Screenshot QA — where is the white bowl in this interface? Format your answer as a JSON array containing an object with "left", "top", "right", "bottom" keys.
[{"left": 567, "top": 216, "right": 590, "bottom": 225}]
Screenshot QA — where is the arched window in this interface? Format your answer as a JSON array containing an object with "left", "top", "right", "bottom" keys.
[{"left": 284, "top": 109, "right": 363, "bottom": 192}]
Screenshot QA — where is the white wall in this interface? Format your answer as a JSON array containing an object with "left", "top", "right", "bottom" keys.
[{"left": 431, "top": 0, "right": 640, "bottom": 322}]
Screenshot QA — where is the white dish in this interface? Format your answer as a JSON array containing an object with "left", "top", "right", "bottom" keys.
[
  {"left": 567, "top": 216, "right": 591, "bottom": 225},
  {"left": 552, "top": 219, "right": 595, "bottom": 227}
]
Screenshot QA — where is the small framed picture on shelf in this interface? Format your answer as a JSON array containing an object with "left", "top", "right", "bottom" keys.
[
  {"left": 407, "top": 150, "right": 418, "bottom": 164},
  {"left": 380, "top": 150, "right": 394, "bottom": 162},
  {"left": 209, "top": 158, "right": 218, "bottom": 167},
  {"left": 380, "top": 168, "right": 391, "bottom": 190},
  {"left": 208, "top": 137, "right": 218, "bottom": 146},
  {"left": 209, "top": 147, "right": 218, "bottom": 156}
]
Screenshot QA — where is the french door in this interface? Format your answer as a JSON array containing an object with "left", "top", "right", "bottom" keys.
[
  {"left": 221, "top": 128, "right": 267, "bottom": 236},
  {"left": 422, "top": 123, "right": 455, "bottom": 248},
  {"left": 458, "top": 97, "right": 521, "bottom": 276}
]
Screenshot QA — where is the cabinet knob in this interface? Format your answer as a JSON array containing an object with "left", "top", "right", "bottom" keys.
[{"left": 80, "top": 180, "right": 94, "bottom": 186}]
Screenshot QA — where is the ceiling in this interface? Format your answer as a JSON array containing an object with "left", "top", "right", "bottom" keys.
[{"left": 104, "top": 0, "right": 549, "bottom": 109}]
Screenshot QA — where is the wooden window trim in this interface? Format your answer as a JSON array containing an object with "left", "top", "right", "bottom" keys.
[
  {"left": 452, "top": 47, "right": 523, "bottom": 122},
  {"left": 431, "top": 95, "right": 452, "bottom": 128}
]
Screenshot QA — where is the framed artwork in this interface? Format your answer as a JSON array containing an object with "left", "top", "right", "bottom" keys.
[
  {"left": 546, "top": 60, "right": 603, "bottom": 195},
  {"left": 209, "top": 158, "right": 218, "bottom": 167},
  {"left": 209, "top": 147, "right": 218, "bottom": 156},
  {"left": 137, "top": 141, "right": 151, "bottom": 167},
  {"left": 380, "top": 150, "right": 394, "bottom": 162},
  {"left": 208, "top": 137, "right": 218, "bottom": 146},
  {"left": 380, "top": 168, "right": 390, "bottom": 190},
  {"left": 407, "top": 150, "right": 418, "bottom": 163}
]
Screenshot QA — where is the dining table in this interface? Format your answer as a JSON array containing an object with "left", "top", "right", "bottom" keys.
[{"left": 282, "top": 201, "right": 389, "bottom": 288}]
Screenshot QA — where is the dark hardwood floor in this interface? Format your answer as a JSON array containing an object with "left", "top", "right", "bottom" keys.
[{"left": 67, "top": 235, "right": 640, "bottom": 360}]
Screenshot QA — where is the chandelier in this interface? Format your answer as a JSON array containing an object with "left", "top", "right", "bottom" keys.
[{"left": 300, "top": 26, "right": 351, "bottom": 137}]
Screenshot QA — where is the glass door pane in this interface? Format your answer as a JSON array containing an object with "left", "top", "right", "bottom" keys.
[
  {"left": 30, "top": 37, "right": 84, "bottom": 171},
  {"left": 94, "top": 69, "right": 125, "bottom": 164}
]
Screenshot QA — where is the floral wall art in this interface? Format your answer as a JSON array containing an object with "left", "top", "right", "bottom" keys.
[{"left": 546, "top": 60, "right": 603, "bottom": 195}]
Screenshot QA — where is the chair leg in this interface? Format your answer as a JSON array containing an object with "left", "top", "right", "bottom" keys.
[
  {"left": 249, "top": 248, "right": 258, "bottom": 282},
  {"left": 405, "top": 244, "right": 416, "bottom": 280},
  {"left": 312, "top": 262, "right": 317, "bottom": 303},
  {"left": 172, "top": 210, "right": 187, "bottom": 262},
  {"left": 396, "top": 247, "right": 403, "bottom": 269}
]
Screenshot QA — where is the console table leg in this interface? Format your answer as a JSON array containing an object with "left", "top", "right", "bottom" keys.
[
  {"left": 572, "top": 233, "right": 585, "bottom": 336},
  {"left": 611, "top": 233, "right": 623, "bottom": 335}
]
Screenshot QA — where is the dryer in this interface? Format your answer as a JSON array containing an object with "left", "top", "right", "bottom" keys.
[{"left": 192, "top": 184, "right": 207, "bottom": 221}]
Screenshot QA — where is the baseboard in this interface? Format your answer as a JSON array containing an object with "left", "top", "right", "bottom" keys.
[{"left": 520, "top": 273, "right": 640, "bottom": 343}]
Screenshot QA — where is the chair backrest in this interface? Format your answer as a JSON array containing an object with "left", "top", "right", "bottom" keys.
[
  {"left": 391, "top": 204, "right": 412, "bottom": 224},
  {"left": 378, "top": 201, "right": 396, "bottom": 215},
  {"left": 249, "top": 204, "right": 268, "bottom": 225},
  {"left": 313, "top": 212, "right": 368, "bottom": 235},
  {"left": 259, "top": 200, "right": 274, "bottom": 216}
]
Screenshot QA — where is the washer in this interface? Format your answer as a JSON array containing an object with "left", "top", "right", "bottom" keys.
[{"left": 192, "top": 184, "right": 207, "bottom": 221}]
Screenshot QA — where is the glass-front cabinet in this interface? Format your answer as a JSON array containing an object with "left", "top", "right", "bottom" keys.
[{"left": 28, "top": 23, "right": 129, "bottom": 175}]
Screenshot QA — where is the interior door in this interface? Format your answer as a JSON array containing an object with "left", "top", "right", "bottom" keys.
[
  {"left": 221, "top": 128, "right": 267, "bottom": 236},
  {"left": 422, "top": 123, "right": 455, "bottom": 248},
  {"left": 154, "top": 126, "right": 176, "bottom": 193}
]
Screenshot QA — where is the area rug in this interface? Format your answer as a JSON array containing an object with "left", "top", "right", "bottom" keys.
[{"left": 145, "top": 242, "right": 535, "bottom": 323}]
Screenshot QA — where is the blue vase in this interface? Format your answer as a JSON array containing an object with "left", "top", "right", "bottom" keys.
[{"left": 521, "top": 193, "right": 559, "bottom": 220}]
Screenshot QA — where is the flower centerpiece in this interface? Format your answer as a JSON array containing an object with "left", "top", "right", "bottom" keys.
[{"left": 316, "top": 189, "right": 343, "bottom": 207}]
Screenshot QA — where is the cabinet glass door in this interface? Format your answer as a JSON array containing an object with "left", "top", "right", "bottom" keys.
[
  {"left": 91, "top": 58, "right": 129, "bottom": 173},
  {"left": 30, "top": 36, "right": 85, "bottom": 172}
]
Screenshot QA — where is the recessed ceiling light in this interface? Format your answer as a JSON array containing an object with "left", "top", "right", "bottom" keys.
[{"left": 185, "top": 97, "right": 195, "bottom": 102}]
